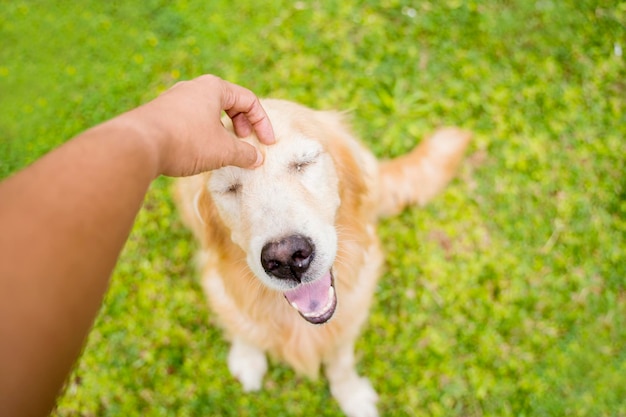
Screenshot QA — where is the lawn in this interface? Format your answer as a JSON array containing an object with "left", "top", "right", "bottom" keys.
[{"left": 1, "top": 1, "right": 625, "bottom": 416}]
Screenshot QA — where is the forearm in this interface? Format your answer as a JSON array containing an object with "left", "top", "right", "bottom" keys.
[
  {"left": 0, "top": 74, "right": 274, "bottom": 417},
  {"left": 0, "top": 117, "right": 158, "bottom": 416}
]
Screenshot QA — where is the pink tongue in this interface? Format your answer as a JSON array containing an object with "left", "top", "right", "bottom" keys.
[{"left": 284, "top": 272, "right": 332, "bottom": 314}]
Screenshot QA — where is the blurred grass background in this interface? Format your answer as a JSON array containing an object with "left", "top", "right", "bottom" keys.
[{"left": 1, "top": 1, "right": 625, "bottom": 416}]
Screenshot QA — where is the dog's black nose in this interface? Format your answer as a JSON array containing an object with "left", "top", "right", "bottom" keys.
[{"left": 261, "top": 235, "right": 315, "bottom": 282}]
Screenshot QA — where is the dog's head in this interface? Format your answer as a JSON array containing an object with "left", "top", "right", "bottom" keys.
[{"left": 202, "top": 100, "right": 356, "bottom": 324}]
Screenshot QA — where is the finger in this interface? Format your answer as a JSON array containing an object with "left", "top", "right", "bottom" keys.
[
  {"left": 230, "top": 112, "right": 253, "bottom": 138},
  {"left": 231, "top": 141, "right": 263, "bottom": 169},
  {"left": 219, "top": 80, "right": 275, "bottom": 145},
  {"left": 222, "top": 136, "right": 264, "bottom": 169}
]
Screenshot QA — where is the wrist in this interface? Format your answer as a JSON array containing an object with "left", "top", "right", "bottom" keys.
[{"left": 105, "top": 107, "right": 169, "bottom": 179}]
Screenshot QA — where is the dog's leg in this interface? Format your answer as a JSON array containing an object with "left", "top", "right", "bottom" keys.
[
  {"left": 227, "top": 338, "right": 268, "bottom": 392},
  {"left": 324, "top": 344, "right": 378, "bottom": 417}
]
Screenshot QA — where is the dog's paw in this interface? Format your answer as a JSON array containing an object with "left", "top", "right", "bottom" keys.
[
  {"left": 227, "top": 341, "right": 268, "bottom": 392},
  {"left": 332, "top": 376, "right": 379, "bottom": 417}
]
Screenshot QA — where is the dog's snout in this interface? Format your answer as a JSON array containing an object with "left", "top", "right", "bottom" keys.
[{"left": 261, "top": 235, "right": 315, "bottom": 282}]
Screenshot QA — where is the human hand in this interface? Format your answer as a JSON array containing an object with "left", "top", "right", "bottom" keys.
[{"left": 122, "top": 74, "right": 275, "bottom": 177}]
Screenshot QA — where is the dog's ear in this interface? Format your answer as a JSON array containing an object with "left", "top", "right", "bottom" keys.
[
  {"left": 195, "top": 186, "right": 232, "bottom": 251},
  {"left": 317, "top": 111, "right": 372, "bottom": 227},
  {"left": 330, "top": 139, "right": 367, "bottom": 213}
]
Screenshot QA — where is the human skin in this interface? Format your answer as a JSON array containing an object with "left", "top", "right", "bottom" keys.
[{"left": 0, "top": 75, "right": 275, "bottom": 417}]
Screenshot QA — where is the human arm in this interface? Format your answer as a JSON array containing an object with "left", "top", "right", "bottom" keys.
[{"left": 0, "top": 75, "right": 274, "bottom": 417}]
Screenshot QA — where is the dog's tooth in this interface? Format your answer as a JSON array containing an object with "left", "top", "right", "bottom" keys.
[
  {"left": 290, "top": 301, "right": 300, "bottom": 311},
  {"left": 323, "top": 287, "right": 335, "bottom": 312}
]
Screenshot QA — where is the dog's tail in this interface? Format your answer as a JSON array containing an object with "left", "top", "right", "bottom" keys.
[{"left": 377, "top": 127, "right": 472, "bottom": 218}]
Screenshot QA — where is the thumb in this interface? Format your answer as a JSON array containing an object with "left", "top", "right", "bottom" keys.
[{"left": 226, "top": 139, "right": 264, "bottom": 169}]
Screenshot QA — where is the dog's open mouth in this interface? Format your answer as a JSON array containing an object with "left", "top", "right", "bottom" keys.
[{"left": 284, "top": 271, "right": 336, "bottom": 324}]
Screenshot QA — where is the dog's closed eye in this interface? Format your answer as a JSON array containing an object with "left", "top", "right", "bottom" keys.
[
  {"left": 290, "top": 151, "right": 320, "bottom": 173},
  {"left": 211, "top": 179, "right": 241, "bottom": 195},
  {"left": 225, "top": 183, "right": 242, "bottom": 194},
  {"left": 209, "top": 168, "right": 243, "bottom": 196}
]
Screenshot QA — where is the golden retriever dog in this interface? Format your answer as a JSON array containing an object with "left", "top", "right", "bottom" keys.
[{"left": 175, "top": 99, "right": 470, "bottom": 417}]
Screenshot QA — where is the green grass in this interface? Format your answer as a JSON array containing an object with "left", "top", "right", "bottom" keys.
[{"left": 2, "top": 1, "right": 625, "bottom": 416}]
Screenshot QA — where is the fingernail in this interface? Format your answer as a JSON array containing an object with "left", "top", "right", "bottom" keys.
[{"left": 253, "top": 149, "right": 264, "bottom": 168}]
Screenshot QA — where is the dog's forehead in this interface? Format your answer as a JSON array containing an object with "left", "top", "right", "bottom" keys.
[{"left": 264, "top": 133, "right": 323, "bottom": 163}]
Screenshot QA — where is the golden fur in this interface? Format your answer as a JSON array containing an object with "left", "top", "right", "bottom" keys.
[{"left": 175, "top": 99, "right": 470, "bottom": 417}]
